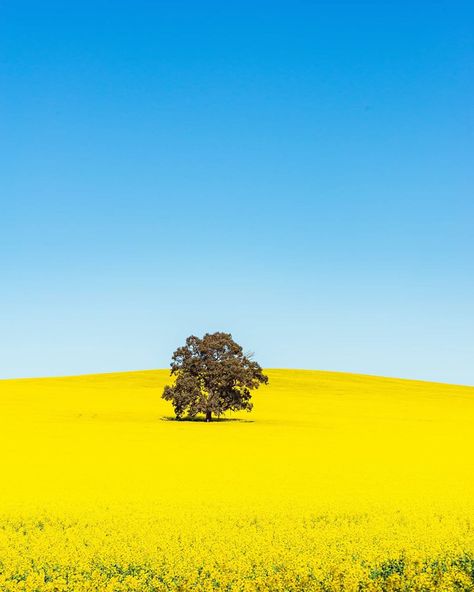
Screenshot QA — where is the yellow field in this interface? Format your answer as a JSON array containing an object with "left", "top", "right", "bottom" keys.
[{"left": 1, "top": 369, "right": 474, "bottom": 591}]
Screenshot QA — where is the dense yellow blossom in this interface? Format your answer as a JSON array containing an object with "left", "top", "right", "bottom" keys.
[{"left": 1, "top": 369, "right": 474, "bottom": 590}]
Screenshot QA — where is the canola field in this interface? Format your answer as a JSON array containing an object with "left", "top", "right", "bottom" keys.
[{"left": 1, "top": 369, "right": 474, "bottom": 591}]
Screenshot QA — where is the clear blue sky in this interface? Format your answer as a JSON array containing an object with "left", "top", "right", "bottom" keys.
[{"left": 1, "top": 1, "right": 473, "bottom": 383}]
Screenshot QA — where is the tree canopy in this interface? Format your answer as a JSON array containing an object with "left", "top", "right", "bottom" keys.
[{"left": 162, "top": 332, "right": 268, "bottom": 421}]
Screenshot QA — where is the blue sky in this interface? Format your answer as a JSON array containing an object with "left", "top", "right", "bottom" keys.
[{"left": 1, "top": 1, "right": 473, "bottom": 383}]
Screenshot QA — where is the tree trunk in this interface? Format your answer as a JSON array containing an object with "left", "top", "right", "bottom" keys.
[{"left": 206, "top": 410, "right": 212, "bottom": 422}]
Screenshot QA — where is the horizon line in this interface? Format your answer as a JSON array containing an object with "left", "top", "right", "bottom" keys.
[{"left": 1, "top": 367, "right": 472, "bottom": 389}]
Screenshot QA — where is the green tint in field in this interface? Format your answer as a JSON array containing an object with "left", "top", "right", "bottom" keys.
[{"left": 1, "top": 370, "right": 474, "bottom": 590}]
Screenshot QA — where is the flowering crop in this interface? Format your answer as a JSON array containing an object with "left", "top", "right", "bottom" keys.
[{"left": 0, "top": 369, "right": 473, "bottom": 591}]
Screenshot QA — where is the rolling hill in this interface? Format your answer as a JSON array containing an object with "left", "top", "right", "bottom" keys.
[{"left": 1, "top": 369, "right": 473, "bottom": 590}]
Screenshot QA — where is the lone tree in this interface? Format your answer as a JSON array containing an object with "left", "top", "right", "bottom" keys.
[{"left": 162, "top": 332, "right": 268, "bottom": 421}]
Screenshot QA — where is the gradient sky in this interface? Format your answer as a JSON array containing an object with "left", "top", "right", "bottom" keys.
[{"left": 1, "top": 1, "right": 473, "bottom": 383}]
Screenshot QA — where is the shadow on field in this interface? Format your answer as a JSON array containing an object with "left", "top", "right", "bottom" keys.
[{"left": 160, "top": 416, "right": 254, "bottom": 423}]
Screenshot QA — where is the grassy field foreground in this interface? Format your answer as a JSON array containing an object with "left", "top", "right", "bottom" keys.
[{"left": 1, "top": 369, "right": 474, "bottom": 591}]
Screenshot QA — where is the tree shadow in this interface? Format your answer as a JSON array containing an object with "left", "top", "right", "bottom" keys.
[{"left": 160, "top": 415, "right": 254, "bottom": 423}]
